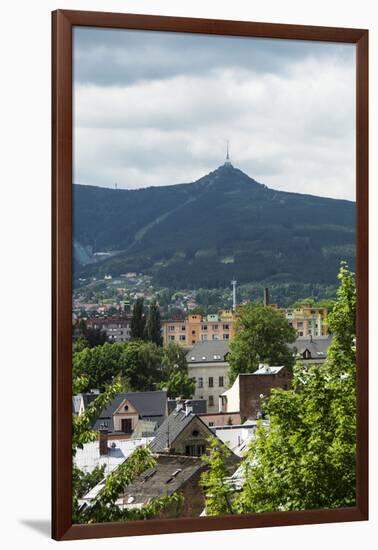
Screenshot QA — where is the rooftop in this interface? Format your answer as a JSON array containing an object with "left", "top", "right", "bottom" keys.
[
  {"left": 74, "top": 437, "right": 153, "bottom": 475},
  {"left": 186, "top": 340, "right": 230, "bottom": 363},
  {"left": 122, "top": 454, "right": 204, "bottom": 506}
]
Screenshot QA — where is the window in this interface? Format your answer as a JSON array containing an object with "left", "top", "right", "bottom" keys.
[
  {"left": 219, "top": 376, "right": 224, "bottom": 387},
  {"left": 212, "top": 334, "right": 220, "bottom": 340},
  {"left": 168, "top": 325, "right": 175, "bottom": 332},
  {"left": 202, "top": 325, "right": 208, "bottom": 331},
  {"left": 213, "top": 324, "right": 219, "bottom": 330},
  {"left": 201, "top": 334, "right": 208, "bottom": 341},
  {"left": 208, "top": 377, "right": 214, "bottom": 388},
  {"left": 209, "top": 422, "right": 214, "bottom": 427},
  {"left": 208, "top": 395, "right": 214, "bottom": 407},
  {"left": 223, "top": 324, "right": 229, "bottom": 330},
  {"left": 168, "top": 335, "right": 175, "bottom": 341},
  {"left": 198, "top": 377, "right": 203, "bottom": 388},
  {"left": 192, "top": 330, "right": 196, "bottom": 335},
  {"left": 297, "top": 322, "right": 303, "bottom": 328},
  {"left": 223, "top": 333, "right": 229, "bottom": 340},
  {"left": 179, "top": 335, "right": 186, "bottom": 341},
  {"left": 298, "top": 331, "right": 303, "bottom": 336}
]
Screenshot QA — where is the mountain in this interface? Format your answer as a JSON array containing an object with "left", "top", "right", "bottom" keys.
[{"left": 73, "top": 162, "right": 355, "bottom": 289}]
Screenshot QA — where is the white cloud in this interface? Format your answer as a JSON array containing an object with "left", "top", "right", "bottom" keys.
[{"left": 74, "top": 39, "right": 356, "bottom": 200}]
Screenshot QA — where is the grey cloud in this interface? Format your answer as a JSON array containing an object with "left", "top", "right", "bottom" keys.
[{"left": 73, "top": 26, "right": 355, "bottom": 86}]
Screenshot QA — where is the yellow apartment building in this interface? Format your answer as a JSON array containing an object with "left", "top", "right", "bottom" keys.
[{"left": 282, "top": 303, "right": 328, "bottom": 337}]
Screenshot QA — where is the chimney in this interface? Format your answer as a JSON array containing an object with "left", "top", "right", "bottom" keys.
[
  {"left": 184, "top": 400, "right": 193, "bottom": 416},
  {"left": 263, "top": 287, "right": 269, "bottom": 306},
  {"left": 175, "top": 398, "right": 185, "bottom": 412},
  {"left": 99, "top": 425, "right": 109, "bottom": 456}
]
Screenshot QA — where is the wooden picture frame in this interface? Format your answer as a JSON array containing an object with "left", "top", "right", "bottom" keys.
[{"left": 52, "top": 9, "right": 368, "bottom": 541}]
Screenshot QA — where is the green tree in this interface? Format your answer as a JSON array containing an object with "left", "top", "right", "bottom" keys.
[
  {"left": 229, "top": 303, "right": 296, "bottom": 384},
  {"left": 237, "top": 263, "right": 356, "bottom": 512},
  {"left": 130, "top": 298, "right": 146, "bottom": 340},
  {"left": 73, "top": 340, "right": 165, "bottom": 392},
  {"left": 158, "top": 369, "right": 195, "bottom": 399},
  {"left": 75, "top": 319, "right": 108, "bottom": 348},
  {"left": 200, "top": 437, "right": 237, "bottom": 516},
  {"left": 161, "top": 342, "right": 188, "bottom": 378},
  {"left": 145, "top": 301, "right": 163, "bottom": 346},
  {"left": 73, "top": 342, "right": 124, "bottom": 391},
  {"left": 120, "top": 340, "right": 164, "bottom": 391}
]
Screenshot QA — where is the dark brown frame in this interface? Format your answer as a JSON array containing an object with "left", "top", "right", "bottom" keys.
[{"left": 52, "top": 9, "right": 369, "bottom": 541}]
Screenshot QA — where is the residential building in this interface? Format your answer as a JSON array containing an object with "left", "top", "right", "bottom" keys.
[
  {"left": 282, "top": 303, "right": 328, "bottom": 337},
  {"left": 186, "top": 341, "right": 230, "bottom": 413},
  {"left": 150, "top": 401, "right": 240, "bottom": 461},
  {"left": 121, "top": 454, "right": 206, "bottom": 518},
  {"left": 86, "top": 316, "right": 132, "bottom": 342},
  {"left": 162, "top": 310, "right": 236, "bottom": 347},
  {"left": 199, "top": 411, "right": 241, "bottom": 428},
  {"left": 92, "top": 391, "right": 168, "bottom": 436},
  {"left": 220, "top": 364, "right": 292, "bottom": 420},
  {"left": 289, "top": 334, "right": 333, "bottom": 365}
]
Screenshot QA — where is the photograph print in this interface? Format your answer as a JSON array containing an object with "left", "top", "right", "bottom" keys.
[{"left": 71, "top": 25, "right": 357, "bottom": 524}]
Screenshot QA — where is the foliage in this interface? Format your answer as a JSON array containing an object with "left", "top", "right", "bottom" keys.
[
  {"left": 73, "top": 463, "right": 105, "bottom": 499},
  {"left": 158, "top": 369, "right": 195, "bottom": 399},
  {"left": 74, "top": 319, "right": 108, "bottom": 348},
  {"left": 73, "top": 446, "right": 184, "bottom": 524},
  {"left": 200, "top": 437, "right": 238, "bottom": 515},
  {"left": 145, "top": 301, "right": 163, "bottom": 346},
  {"left": 130, "top": 298, "right": 146, "bottom": 340},
  {"left": 228, "top": 303, "right": 296, "bottom": 384},
  {"left": 237, "top": 263, "right": 356, "bottom": 512},
  {"left": 161, "top": 342, "right": 188, "bottom": 377},
  {"left": 73, "top": 340, "right": 165, "bottom": 392},
  {"left": 73, "top": 342, "right": 124, "bottom": 391},
  {"left": 120, "top": 340, "right": 164, "bottom": 391}
]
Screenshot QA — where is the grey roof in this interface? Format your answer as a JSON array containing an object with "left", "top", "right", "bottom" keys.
[
  {"left": 122, "top": 454, "right": 204, "bottom": 505},
  {"left": 92, "top": 390, "right": 167, "bottom": 432},
  {"left": 150, "top": 408, "right": 213, "bottom": 453},
  {"left": 289, "top": 335, "right": 333, "bottom": 359},
  {"left": 186, "top": 341, "right": 230, "bottom": 363},
  {"left": 168, "top": 399, "right": 207, "bottom": 415},
  {"left": 251, "top": 364, "right": 285, "bottom": 375}
]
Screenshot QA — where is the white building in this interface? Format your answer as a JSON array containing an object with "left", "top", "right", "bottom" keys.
[{"left": 186, "top": 341, "right": 230, "bottom": 413}]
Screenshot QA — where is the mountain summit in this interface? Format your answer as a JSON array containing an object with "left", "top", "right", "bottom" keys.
[{"left": 74, "top": 164, "right": 355, "bottom": 288}]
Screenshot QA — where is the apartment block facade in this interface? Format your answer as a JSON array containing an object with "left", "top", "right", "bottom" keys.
[
  {"left": 162, "top": 310, "right": 236, "bottom": 347},
  {"left": 282, "top": 304, "right": 328, "bottom": 337},
  {"left": 86, "top": 316, "right": 132, "bottom": 343}
]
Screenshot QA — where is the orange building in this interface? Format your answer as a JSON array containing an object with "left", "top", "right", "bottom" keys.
[{"left": 162, "top": 310, "right": 236, "bottom": 347}]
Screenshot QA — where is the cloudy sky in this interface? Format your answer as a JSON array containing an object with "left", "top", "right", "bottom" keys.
[{"left": 73, "top": 27, "right": 356, "bottom": 200}]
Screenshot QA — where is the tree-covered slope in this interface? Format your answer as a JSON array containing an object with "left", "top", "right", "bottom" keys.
[{"left": 74, "top": 163, "right": 355, "bottom": 288}]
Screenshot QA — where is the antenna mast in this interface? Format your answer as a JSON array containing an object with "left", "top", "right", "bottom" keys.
[{"left": 231, "top": 279, "right": 237, "bottom": 311}]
